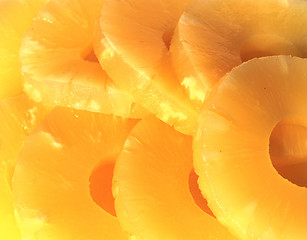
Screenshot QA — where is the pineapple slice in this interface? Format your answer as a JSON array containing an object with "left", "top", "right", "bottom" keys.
[
  {"left": 96, "top": 0, "right": 198, "bottom": 135},
  {"left": 20, "top": 0, "right": 146, "bottom": 118},
  {"left": 171, "top": 0, "right": 307, "bottom": 102},
  {"left": 0, "top": 0, "right": 49, "bottom": 99},
  {"left": 194, "top": 56, "right": 307, "bottom": 240},
  {"left": 13, "top": 107, "right": 137, "bottom": 239},
  {"left": 0, "top": 169, "right": 21, "bottom": 240},
  {"left": 0, "top": 94, "right": 51, "bottom": 240},
  {"left": 113, "top": 116, "right": 238, "bottom": 240}
]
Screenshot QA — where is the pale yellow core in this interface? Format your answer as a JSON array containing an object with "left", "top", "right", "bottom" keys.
[
  {"left": 240, "top": 34, "right": 301, "bottom": 62},
  {"left": 269, "top": 116, "right": 307, "bottom": 188}
]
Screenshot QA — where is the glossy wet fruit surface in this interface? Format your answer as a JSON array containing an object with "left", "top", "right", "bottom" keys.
[
  {"left": 0, "top": 0, "right": 49, "bottom": 99},
  {"left": 96, "top": 0, "right": 198, "bottom": 135},
  {"left": 194, "top": 56, "right": 307, "bottom": 240},
  {"left": 0, "top": 94, "right": 51, "bottom": 240},
  {"left": 0, "top": 1, "right": 306, "bottom": 239},
  {"left": 20, "top": 0, "right": 146, "bottom": 118},
  {"left": 13, "top": 107, "right": 136, "bottom": 239},
  {"left": 171, "top": 0, "right": 307, "bottom": 103},
  {"left": 113, "top": 116, "right": 238, "bottom": 240}
]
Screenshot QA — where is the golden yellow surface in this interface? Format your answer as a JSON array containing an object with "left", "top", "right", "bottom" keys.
[
  {"left": 20, "top": 0, "right": 147, "bottom": 118},
  {"left": 0, "top": 94, "right": 51, "bottom": 240},
  {"left": 13, "top": 108, "right": 136, "bottom": 239},
  {"left": 96, "top": 0, "right": 198, "bottom": 135},
  {"left": 171, "top": 0, "right": 307, "bottom": 105},
  {"left": 113, "top": 116, "right": 238, "bottom": 240},
  {"left": 0, "top": 0, "right": 49, "bottom": 100},
  {"left": 194, "top": 56, "right": 307, "bottom": 240}
]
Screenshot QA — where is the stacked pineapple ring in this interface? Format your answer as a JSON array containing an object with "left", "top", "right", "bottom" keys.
[
  {"left": 19, "top": 0, "right": 147, "bottom": 118},
  {"left": 113, "top": 116, "right": 237, "bottom": 240},
  {"left": 0, "top": 0, "right": 49, "bottom": 100},
  {"left": 171, "top": 0, "right": 307, "bottom": 101},
  {"left": 96, "top": 0, "right": 198, "bottom": 134},
  {"left": 13, "top": 107, "right": 136, "bottom": 239},
  {"left": 0, "top": 0, "right": 306, "bottom": 239},
  {"left": 194, "top": 56, "right": 307, "bottom": 240}
]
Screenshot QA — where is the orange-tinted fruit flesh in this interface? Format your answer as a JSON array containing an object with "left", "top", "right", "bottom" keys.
[{"left": 13, "top": 107, "right": 137, "bottom": 239}]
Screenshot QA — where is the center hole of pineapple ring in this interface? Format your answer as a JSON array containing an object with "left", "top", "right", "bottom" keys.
[
  {"left": 240, "top": 34, "right": 301, "bottom": 62},
  {"left": 89, "top": 161, "right": 116, "bottom": 217},
  {"left": 162, "top": 28, "right": 175, "bottom": 50},
  {"left": 81, "top": 43, "right": 99, "bottom": 63},
  {"left": 269, "top": 117, "right": 307, "bottom": 188},
  {"left": 189, "top": 170, "right": 214, "bottom": 217}
]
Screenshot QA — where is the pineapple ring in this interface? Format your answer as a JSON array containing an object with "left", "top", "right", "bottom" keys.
[
  {"left": 20, "top": 0, "right": 146, "bottom": 118},
  {"left": 171, "top": 0, "right": 307, "bottom": 100},
  {"left": 12, "top": 108, "right": 136, "bottom": 239},
  {"left": 95, "top": 0, "right": 198, "bottom": 135},
  {"left": 0, "top": 94, "right": 50, "bottom": 240},
  {"left": 0, "top": 0, "right": 49, "bottom": 100},
  {"left": 113, "top": 116, "right": 238, "bottom": 240},
  {"left": 194, "top": 56, "right": 307, "bottom": 240}
]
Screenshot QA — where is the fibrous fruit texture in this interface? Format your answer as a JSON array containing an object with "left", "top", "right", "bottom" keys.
[{"left": 0, "top": 0, "right": 306, "bottom": 240}]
